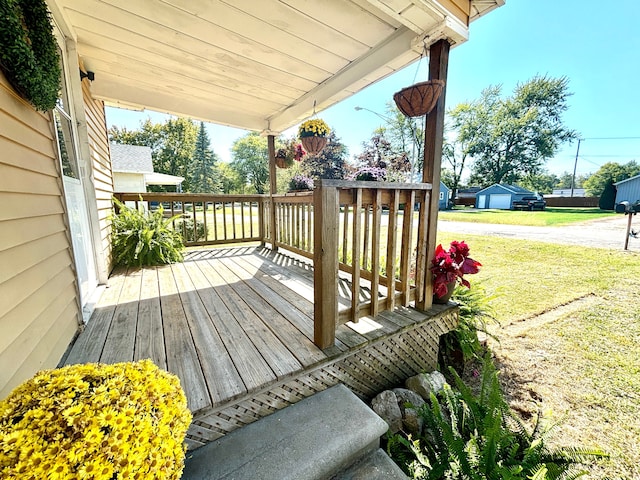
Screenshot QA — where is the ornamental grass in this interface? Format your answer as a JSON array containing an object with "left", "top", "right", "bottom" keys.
[{"left": 0, "top": 360, "right": 192, "bottom": 479}]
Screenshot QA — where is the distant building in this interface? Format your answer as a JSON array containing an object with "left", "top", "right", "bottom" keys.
[
  {"left": 614, "top": 174, "right": 640, "bottom": 205},
  {"left": 439, "top": 181, "right": 450, "bottom": 210},
  {"left": 475, "top": 184, "right": 534, "bottom": 209},
  {"left": 551, "top": 188, "right": 586, "bottom": 197},
  {"left": 111, "top": 143, "right": 184, "bottom": 192}
]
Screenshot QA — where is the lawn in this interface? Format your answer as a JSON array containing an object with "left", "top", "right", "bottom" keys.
[
  {"left": 438, "top": 207, "right": 615, "bottom": 226},
  {"left": 436, "top": 233, "right": 640, "bottom": 478}
]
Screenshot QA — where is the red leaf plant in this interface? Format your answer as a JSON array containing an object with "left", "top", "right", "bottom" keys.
[{"left": 430, "top": 240, "right": 481, "bottom": 298}]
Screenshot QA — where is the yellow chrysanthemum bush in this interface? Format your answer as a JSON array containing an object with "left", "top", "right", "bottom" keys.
[
  {"left": 0, "top": 360, "right": 192, "bottom": 479},
  {"left": 298, "top": 118, "right": 330, "bottom": 138}
]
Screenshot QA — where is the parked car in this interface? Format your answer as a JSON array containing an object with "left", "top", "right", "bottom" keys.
[{"left": 512, "top": 195, "right": 546, "bottom": 210}]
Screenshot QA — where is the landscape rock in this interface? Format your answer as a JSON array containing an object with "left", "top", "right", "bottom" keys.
[
  {"left": 405, "top": 371, "right": 447, "bottom": 401},
  {"left": 392, "top": 388, "right": 425, "bottom": 436},
  {"left": 371, "top": 390, "right": 402, "bottom": 434}
]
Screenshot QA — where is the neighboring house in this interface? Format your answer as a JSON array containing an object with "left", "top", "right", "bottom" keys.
[
  {"left": 111, "top": 143, "right": 184, "bottom": 193},
  {"left": 552, "top": 188, "right": 586, "bottom": 197},
  {"left": 439, "top": 181, "right": 450, "bottom": 210},
  {"left": 476, "top": 184, "right": 535, "bottom": 209},
  {"left": 455, "top": 186, "right": 482, "bottom": 206},
  {"left": 0, "top": 0, "right": 504, "bottom": 397},
  {"left": 614, "top": 174, "right": 640, "bottom": 205}
]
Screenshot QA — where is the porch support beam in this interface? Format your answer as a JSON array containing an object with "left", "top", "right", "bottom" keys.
[
  {"left": 267, "top": 135, "right": 278, "bottom": 250},
  {"left": 417, "top": 38, "right": 450, "bottom": 310}
]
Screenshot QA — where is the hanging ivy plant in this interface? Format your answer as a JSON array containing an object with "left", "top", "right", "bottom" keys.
[{"left": 0, "top": 0, "right": 61, "bottom": 111}]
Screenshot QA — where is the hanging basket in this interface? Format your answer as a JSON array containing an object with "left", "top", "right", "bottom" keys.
[
  {"left": 393, "top": 79, "right": 445, "bottom": 117},
  {"left": 275, "top": 155, "right": 291, "bottom": 169},
  {"left": 300, "top": 136, "right": 327, "bottom": 155}
]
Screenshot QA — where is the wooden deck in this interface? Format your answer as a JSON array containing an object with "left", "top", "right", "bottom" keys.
[{"left": 64, "top": 246, "right": 457, "bottom": 448}]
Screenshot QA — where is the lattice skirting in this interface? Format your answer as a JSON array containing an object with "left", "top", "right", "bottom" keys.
[{"left": 185, "top": 307, "right": 458, "bottom": 449}]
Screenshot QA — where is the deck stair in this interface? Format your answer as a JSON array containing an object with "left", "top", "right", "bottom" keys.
[{"left": 182, "top": 384, "right": 407, "bottom": 480}]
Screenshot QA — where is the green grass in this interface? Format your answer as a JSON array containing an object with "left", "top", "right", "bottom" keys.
[
  {"left": 438, "top": 233, "right": 640, "bottom": 478},
  {"left": 438, "top": 207, "right": 615, "bottom": 226}
]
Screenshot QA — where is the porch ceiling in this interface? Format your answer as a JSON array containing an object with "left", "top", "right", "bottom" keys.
[{"left": 51, "top": 0, "right": 503, "bottom": 133}]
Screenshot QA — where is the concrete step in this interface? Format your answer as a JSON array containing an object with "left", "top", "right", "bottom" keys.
[
  {"left": 332, "top": 448, "right": 408, "bottom": 480},
  {"left": 182, "top": 384, "right": 391, "bottom": 480}
]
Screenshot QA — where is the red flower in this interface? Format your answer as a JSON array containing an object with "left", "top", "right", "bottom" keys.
[{"left": 430, "top": 240, "right": 481, "bottom": 298}]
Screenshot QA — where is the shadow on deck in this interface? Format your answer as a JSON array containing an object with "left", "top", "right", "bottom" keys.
[{"left": 64, "top": 246, "right": 457, "bottom": 448}]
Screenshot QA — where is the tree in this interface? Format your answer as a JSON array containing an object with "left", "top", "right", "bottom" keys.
[
  {"left": 230, "top": 132, "right": 269, "bottom": 194},
  {"left": 519, "top": 171, "right": 558, "bottom": 194},
  {"left": 189, "top": 122, "right": 221, "bottom": 193},
  {"left": 443, "top": 102, "right": 478, "bottom": 197},
  {"left": 354, "top": 130, "right": 411, "bottom": 181},
  {"left": 218, "top": 162, "right": 243, "bottom": 194},
  {"left": 380, "top": 102, "right": 424, "bottom": 179},
  {"left": 599, "top": 181, "right": 617, "bottom": 210},
  {"left": 109, "top": 117, "right": 199, "bottom": 191},
  {"left": 455, "top": 76, "right": 577, "bottom": 186},
  {"left": 300, "top": 131, "right": 348, "bottom": 180},
  {"left": 583, "top": 161, "right": 640, "bottom": 196}
]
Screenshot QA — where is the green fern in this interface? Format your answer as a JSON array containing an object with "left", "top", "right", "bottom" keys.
[
  {"left": 388, "top": 357, "right": 607, "bottom": 479},
  {"left": 110, "top": 198, "right": 184, "bottom": 267}
]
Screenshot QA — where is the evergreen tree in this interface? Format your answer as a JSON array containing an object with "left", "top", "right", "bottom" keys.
[
  {"left": 599, "top": 180, "right": 617, "bottom": 210},
  {"left": 189, "top": 122, "right": 220, "bottom": 193},
  {"left": 300, "top": 131, "right": 348, "bottom": 180}
]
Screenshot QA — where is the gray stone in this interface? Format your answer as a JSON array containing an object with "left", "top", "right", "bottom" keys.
[
  {"left": 405, "top": 371, "right": 448, "bottom": 401},
  {"left": 371, "top": 390, "right": 402, "bottom": 434},
  {"left": 392, "top": 388, "right": 425, "bottom": 436}
]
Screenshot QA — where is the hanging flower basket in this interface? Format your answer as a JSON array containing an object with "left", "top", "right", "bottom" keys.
[
  {"left": 298, "top": 119, "right": 330, "bottom": 155},
  {"left": 300, "top": 136, "right": 327, "bottom": 155},
  {"left": 393, "top": 79, "right": 445, "bottom": 117},
  {"left": 275, "top": 149, "right": 293, "bottom": 169}
]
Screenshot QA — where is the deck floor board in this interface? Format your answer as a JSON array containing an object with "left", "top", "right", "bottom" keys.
[{"left": 65, "top": 246, "right": 456, "bottom": 429}]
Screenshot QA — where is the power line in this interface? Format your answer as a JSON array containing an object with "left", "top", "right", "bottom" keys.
[{"left": 580, "top": 136, "right": 640, "bottom": 141}]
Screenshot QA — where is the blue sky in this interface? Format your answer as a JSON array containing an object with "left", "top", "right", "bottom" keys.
[{"left": 106, "top": 0, "right": 640, "bottom": 178}]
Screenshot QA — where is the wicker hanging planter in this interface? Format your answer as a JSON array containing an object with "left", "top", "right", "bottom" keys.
[
  {"left": 393, "top": 79, "right": 445, "bottom": 117},
  {"left": 300, "top": 136, "right": 327, "bottom": 156},
  {"left": 274, "top": 151, "right": 292, "bottom": 169}
]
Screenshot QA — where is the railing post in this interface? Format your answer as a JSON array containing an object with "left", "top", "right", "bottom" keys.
[
  {"left": 267, "top": 135, "right": 278, "bottom": 251},
  {"left": 313, "top": 181, "right": 338, "bottom": 349}
]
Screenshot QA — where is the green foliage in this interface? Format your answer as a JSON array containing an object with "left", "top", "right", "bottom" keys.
[
  {"left": 387, "top": 359, "right": 607, "bottom": 479},
  {"left": 300, "top": 131, "right": 349, "bottom": 180},
  {"left": 111, "top": 199, "right": 184, "bottom": 267},
  {"left": 598, "top": 181, "right": 617, "bottom": 210},
  {"left": 175, "top": 217, "right": 206, "bottom": 242},
  {"left": 109, "top": 118, "right": 200, "bottom": 192},
  {"left": 448, "top": 283, "right": 497, "bottom": 362},
  {"left": 189, "top": 122, "right": 221, "bottom": 193},
  {"left": 0, "top": 0, "right": 61, "bottom": 111},
  {"left": 519, "top": 172, "right": 560, "bottom": 194},
  {"left": 218, "top": 162, "right": 243, "bottom": 194},
  {"left": 455, "top": 76, "right": 576, "bottom": 186},
  {"left": 230, "top": 132, "right": 270, "bottom": 194},
  {"left": 583, "top": 161, "right": 640, "bottom": 196}
]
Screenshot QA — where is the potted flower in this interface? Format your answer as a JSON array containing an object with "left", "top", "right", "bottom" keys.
[
  {"left": 275, "top": 139, "right": 306, "bottom": 168},
  {"left": 350, "top": 166, "right": 387, "bottom": 182},
  {"left": 288, "top": 175, "right": 314, "bottom": 192},
  {"left": 298, "top": 119, "right": 330, "bottom": 155},
  {"left": 430, "top": 240, "right": 481, "bottom": 303}
]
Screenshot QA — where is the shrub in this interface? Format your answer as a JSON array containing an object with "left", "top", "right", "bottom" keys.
[
  {"left": 387, "top": 358, "right": 607, "bottom": 479},
  {"left": 0, "top": 360, "right": 192, "bottom": 479},
  {"left": 288, "top": 175, "right": 314, "bottom": 192},
  {"left": 175, "top": 217, "right": 206, "bottom": 242},
  {"left": 111, "top": 198, "right": 184, "bottom": 266}
]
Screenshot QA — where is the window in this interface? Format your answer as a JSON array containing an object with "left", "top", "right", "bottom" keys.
[
  {"left": 439, "top": 191, "right": 444, "bottom": 200},
  {"left": 53, "top": 45, "right": 79, "bottom": 179}
]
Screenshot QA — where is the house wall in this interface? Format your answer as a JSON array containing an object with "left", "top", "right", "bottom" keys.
[
  {"left": 616, "top": 179, "right": 640, "bottom": 204},
  {"left": 113, "top": 172, "right": 146, "bottom": 193},
  {"left": 0, "top": 72, "right": 81, "bottom": 398}
]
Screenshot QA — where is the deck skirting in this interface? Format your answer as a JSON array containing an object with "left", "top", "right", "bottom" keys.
[{"left": 186, "top": 305, "right": 458, "bottom": 449}]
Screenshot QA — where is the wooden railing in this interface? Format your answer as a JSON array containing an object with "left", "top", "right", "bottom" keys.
[
  {"left": 114, "top": 184, "right": 433, "bottom": 349},
  {"left": 312, "top": 180, "right": 432, "bottom": 348},
  {"left": 114, "top": 193, "right": 266, "bottom": 247}
]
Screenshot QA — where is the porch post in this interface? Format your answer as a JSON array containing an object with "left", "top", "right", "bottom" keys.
[
  {"left": 417, "top": 39, "right": 450, "bottom": 310},
  {"left": 313, "top": 180, "right": 339, "bottom": 349},
  {"left": 267, "top": 135, "right": 278, "bottom": 250}
]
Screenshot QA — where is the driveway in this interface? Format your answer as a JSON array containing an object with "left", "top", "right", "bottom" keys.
[{"left": 438, "top": 215, "right": 640, "bottom": 251}]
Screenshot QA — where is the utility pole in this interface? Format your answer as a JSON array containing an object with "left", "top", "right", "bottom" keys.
[{"left": 571, "top": 138, "right": 581, "bottom": 197}]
